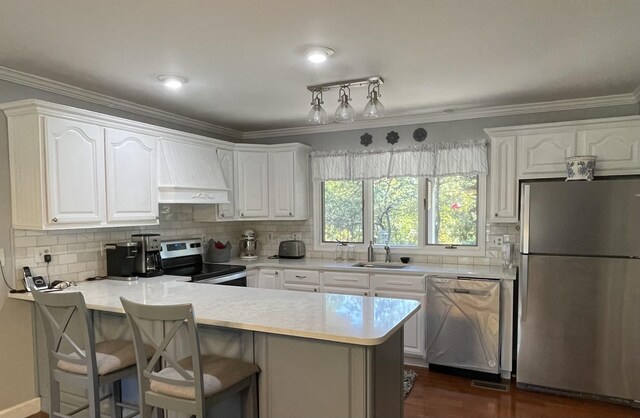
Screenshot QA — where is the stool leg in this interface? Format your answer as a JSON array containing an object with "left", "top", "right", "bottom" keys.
[
  {"left": 246, "top": 375, "right": 258, "bottom": 418},
  {"left": 110, "top": 381, "right": 124, "bottom": 418},
  {"left": 87, "top": 378, "right": 101, "bottom": 418},
  {"left": 49, "top": 378, "right": 61, "bottom": 417}
]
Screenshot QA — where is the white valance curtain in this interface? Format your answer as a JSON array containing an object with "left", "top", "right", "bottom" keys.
[{"left": 310, "top": 140, "right": 488, "bottom": 181}]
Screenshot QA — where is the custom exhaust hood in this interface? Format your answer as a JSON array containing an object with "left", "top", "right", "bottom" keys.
[{"left": 157, "top": 139, "right": 230, "bottom": 204}]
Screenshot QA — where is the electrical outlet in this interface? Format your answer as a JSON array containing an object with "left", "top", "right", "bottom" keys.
[
  {"left": 490, "top": 236, "right": 503, "bottom": 247},
  {"left": 292, "top": 233, "right": 301, "bottom": 240},
  {"left": 267, "top": 233, "right": 274, "bottom": 243},
  {"left": 34, "top": 246, "right": 52, "bottom": 263},
  {"left": 0, "top": 248, "right": 5, "bottom": 267}
]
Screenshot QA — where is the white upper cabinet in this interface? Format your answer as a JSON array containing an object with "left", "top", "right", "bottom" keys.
[
  {"left": 1, "top": 100, "right": 161, "bottom": 229},
  {"left": 488, "top": 136, "right": 518, "bottom": 222},
  {"left": 518, "top": 131, "right": 577, "bottom": 178},
  {"left": 236, "top": 151, "right": 270, "bottom": 218},
  {"left": 45, "top": 117, "right": 106, "bottom": 226},
  {"left": 577, "top": 121, "right": 640, "bottom": 174},
  {"left": 216, "top": 148, "right": 235, "bottom": 219},
  {"left": 486, "top": 116, "right": 640, "bottom": 223},
  {"left": 194, "top": 144, "right": 310, "bottom": 222},
  {"left": 105, "top": 128, "right": 158, "bottom": 223},
  {"left": 270, "top": 151, "right": 295, "bottom": 217}
]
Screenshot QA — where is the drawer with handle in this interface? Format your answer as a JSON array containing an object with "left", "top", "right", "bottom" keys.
[
  {"left": 322, "top": 271, "right": 370, "bottom": 289},
  {"left": 371, "top": 274, "right": 426, "bottom": 293},
  {"left": 283, "top": 269, "right": 320, "bottom": 285}
]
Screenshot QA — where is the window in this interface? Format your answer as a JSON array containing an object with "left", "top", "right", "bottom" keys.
[
  {"left": 322, "top": 180, "right": 364, "bottom": 243},
  {"left": 317, "top": 175, "right": 484, "bottom": 254},
  {"left": 426, "top": 176, "right": 479, "bottom": 246},
  {"left": 373, "top": 177, "right": 419, "bottom": 246}
]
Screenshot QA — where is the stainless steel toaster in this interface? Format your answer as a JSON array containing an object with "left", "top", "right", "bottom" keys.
[{"left": 278, "top": 240, "right": 306, "bottom": 259}]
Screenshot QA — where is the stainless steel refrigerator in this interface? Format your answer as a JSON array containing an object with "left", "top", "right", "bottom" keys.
[{"left": 518, "top": 178, "right": 640, "bottom": 404}]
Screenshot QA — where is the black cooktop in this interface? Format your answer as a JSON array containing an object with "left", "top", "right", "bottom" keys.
[{"left": 162, "top": 254, "right": 246, "bottom": 282}]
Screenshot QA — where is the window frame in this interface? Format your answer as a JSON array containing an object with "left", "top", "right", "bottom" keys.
[{"left": 313, "top": 175, "right": 487, "bottom": 257}]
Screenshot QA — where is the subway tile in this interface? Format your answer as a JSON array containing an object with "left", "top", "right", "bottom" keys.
[
  {"left": 67, "top": 243, "right": 86, "bottom": 252},
  {"left": 14, "top": 236, "right": 38, "bottom": 248},
  {"left": 67, "top": 263, "right": 87, "bottom": 274},
  {"left": 77, "top": 252, "right": 97, "bottom": 263},
  {"left": 57, "top": 234, "right": 78, "bottom": 244},
  {"left": 13, "top": 230, "right": 26, "bottom": 237},
  {"left": 37, "top": 235, "right": 58, "bottom": 246},
  {"left": 25, "top": 230, "right": 46, "bottom": 236},
  {"left": 57, "top": 254, "right": 78, "bottom": 265},
  {"left": 442, "top": 256, "right": 458, "bottom": 264}
]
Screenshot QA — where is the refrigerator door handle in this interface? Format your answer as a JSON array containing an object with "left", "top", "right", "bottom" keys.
[
  {"left": 520, "top": 255, "right": 529, "bottom": 321},
  {"left": 521, "top": 184, "right": 530, "bottom": 254}
]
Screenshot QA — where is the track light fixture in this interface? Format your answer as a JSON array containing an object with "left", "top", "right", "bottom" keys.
[{"left": 306, "top": 76, "right": 385, "bottom": 124}]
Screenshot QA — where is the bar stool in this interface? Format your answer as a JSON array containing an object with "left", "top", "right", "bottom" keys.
[
  {"left": 120, "top": 297, "right": 260, "bottom": 418},
  {"left": 32, "top": 291, "right": 141, "bottom": 418}
]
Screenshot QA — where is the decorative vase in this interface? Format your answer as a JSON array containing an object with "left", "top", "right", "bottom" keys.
[{"left": 566, "top": 155, "right": 596, "bottom": 181}]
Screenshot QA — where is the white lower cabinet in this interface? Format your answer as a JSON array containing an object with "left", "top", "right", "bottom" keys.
[
  {"left": 282, "top": 269, "right": 319, "bottom": 292},
  {"left": 246, "top": 269, "right": 258, "bottom": 288},
  {"left": 258, "top": 269, "right": 282, "bottom": 289},
  {"left": 372, "top": 274, "right": 427, "bottom": 359},
  {"left": 323, "top": 286, "right": 369, "bottom": 296}
]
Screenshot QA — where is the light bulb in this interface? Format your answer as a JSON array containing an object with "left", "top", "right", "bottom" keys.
[
  {"left": 307, "top": 103, "right": 328, "bottom": 124},
  {"left": 335, "top": 90, "right": 355, "bottom": 123},
  {"left": 158, "top": 75, "right": 187, "bottom": 90},
  {"left": 363, "top": 95, "right": 386, "bottom": 119}
]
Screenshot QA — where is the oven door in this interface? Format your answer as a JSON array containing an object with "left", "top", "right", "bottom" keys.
[{"left": 193, "top": 271, "right": 247, "bottom": 287}]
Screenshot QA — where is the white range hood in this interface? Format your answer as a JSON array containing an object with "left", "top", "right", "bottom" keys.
[{"left": 157, "top": 139, "right": 230, "bottom": 204}]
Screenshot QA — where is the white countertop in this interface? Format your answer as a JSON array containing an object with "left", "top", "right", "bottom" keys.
[
  {"left": 218, "top": 257, "right": 518, "bottom": 280},
  {"left": 9, "top": 276, "right": 420, "bottom": 346}
]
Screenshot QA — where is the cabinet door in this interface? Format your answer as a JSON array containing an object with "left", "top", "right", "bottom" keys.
[
  {"left": 270, "top": 151, "right": 295, "bottom": 217},
  {"left": 323, "top": 286, "right": 370, "bottom": 297},
  {"left": 105, "top": 128, "right": 158, "bottom": 223},
  {"left": 258, "top": 269, "right": 282, "bottom": 289},
  {"left": 236, "top": 151, "right": 269, "bottom": 218},
  {"left": 489, "top": 136, "right": 518, "bottom": 222},
  {"left": 217, "top": 148, "right": 236, "bottom": 219},
  {"left": 518, "top": 131, "right": 576, "bottom": 178},
  {"left": 374, "top": 291, "right": 426, "bottom": 359},
  {"left": 246, "top": 270, "right": 258, "bottom": 288},
  {"left": 282, "top": 283, "right": 319, "bottom": 293},
  {"left": 45, "top": 117, "right": 105, "bottom": 226},
  {"left": 578, "top": 125, "right": 640, "bottom": 174}
]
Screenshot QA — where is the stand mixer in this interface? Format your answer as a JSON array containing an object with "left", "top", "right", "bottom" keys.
[{"left": 239, "top": 229, "right": 259, "bottom": 260}]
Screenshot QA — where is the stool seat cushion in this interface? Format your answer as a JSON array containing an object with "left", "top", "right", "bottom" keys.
[
  {"left": 150, "top": 355, "right": 259, "bottom": 400},
  {"left": 57, "top": 339, "right": 147, "bottom": 376}
]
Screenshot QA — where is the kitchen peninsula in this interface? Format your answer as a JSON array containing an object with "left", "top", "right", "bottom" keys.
[{"left": 11, "top": 276, "right": 420, "bottom": 418}]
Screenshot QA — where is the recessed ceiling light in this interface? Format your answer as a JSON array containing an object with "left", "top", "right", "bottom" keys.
[
  {"left": 305, "top": 47, "right": 334, "bottom": 64},
  {"left": 158, "top": 75, "right": 187, "bottom": 90}
]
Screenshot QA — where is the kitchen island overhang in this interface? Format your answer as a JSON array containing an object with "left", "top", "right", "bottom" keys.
[{"left": 11, "top": 276, "right": 420, "bottom": 418}]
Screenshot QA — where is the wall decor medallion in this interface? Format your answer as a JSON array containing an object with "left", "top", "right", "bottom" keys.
[
  {"left": 360, "top": 132, "right": 373, "bottom": 147},
  {"left": 413, "top": 128, "right": 427, "bottom": 142},
  {"left": 386, "top": 131, "right": 399, "bottom": 145}
]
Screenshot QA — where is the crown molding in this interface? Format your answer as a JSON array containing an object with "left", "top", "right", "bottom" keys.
[
  {"left": 0, "top": 66, "right": 243, "bottom": 139},
  {"left": 242, "top": 91, "right": 640, "bottom": 139},
  {"left": 1, "top": 66, "right": 638, "bottom": 141},
  {"left": 633, "top": 84, "right": 640, "bottom": 102}
]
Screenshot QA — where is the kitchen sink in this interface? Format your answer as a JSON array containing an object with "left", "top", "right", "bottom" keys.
[{"left": 351, "top": 262, "right": 407, "bottom": 269}]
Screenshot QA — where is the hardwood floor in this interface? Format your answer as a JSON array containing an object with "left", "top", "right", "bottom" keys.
[{"left": 404, "top": 367, "right": 640, "bottom": 418}]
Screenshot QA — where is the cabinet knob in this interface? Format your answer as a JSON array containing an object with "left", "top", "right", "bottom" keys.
[
  {"left": 240, "top": 212, "right": 244, "bottom": 217},
  {"left": 364, "top": 292, "right": 368, "bottom": 296},
  {"left": 314, "top": 288, "right": 318, "bottom": 292},
  {"left": 220, "top": 213, "right": 225, "bottom": 218},
  {"left": 155, "top": 216, "right": 160, "bottom": 220},
  {"left": 289, "top": 211, "right": 293, "bottom": 216},
  {"left": 274, "top": 271, "right": 279, "bottom": 276},
  {"left": 494, "top": 212, "right": 498, "bottom": 217},
  {"left": 374, "top": 292, "right": 378, "bottom": 297},
  {"left": 52, "top": 217, "right": 58, "bottom": 223}
]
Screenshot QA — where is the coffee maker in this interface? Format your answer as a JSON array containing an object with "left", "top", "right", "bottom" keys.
[
  {"left": 131, "top": 233, "right": 163, "bottom": 277},
  {"left": 105, "top": 242, "right": 139, "bottom": 281}
]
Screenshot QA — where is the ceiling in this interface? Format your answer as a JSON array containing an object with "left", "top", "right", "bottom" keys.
[{"left": 1, "top": 0, "right": 640, "bottom": 135}]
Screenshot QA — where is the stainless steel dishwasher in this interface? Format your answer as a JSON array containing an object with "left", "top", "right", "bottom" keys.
[{"left": 426, "top": 275, "right": 501, "bottom": 379}]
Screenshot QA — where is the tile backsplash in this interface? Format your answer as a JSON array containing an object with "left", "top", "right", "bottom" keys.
[{"left": 12, "top": 204, "right": 519, "bottom": 283}]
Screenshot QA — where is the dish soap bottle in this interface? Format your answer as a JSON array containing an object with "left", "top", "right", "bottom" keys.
[{"left": 367, "top": 241, "right": 375, "bottom": 262}]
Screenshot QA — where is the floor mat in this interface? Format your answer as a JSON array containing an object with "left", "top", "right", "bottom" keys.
[{"left": 404, "top": 369, "right": 418, "bottom": 398}]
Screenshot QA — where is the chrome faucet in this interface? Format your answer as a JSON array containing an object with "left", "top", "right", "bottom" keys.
[{"left": 384, "top": 245, "right": 391, "bottom": 263}]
